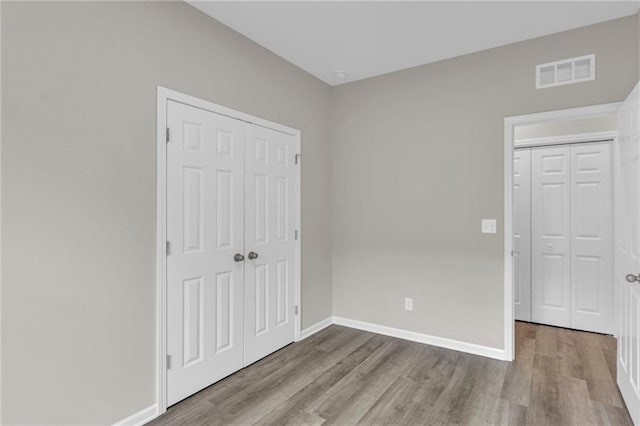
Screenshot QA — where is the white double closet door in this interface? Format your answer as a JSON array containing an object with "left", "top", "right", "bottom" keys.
[
  {"left": 166, "top": 100, "right": 298, "bottom": 406},
  {"left": 514, "top": 142, "right": 613, "bottom": 334}
]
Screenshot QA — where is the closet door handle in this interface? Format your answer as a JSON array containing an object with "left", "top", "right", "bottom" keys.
[
  {"left": 234, "top": 253, "right": 245, "bottom": 262},
  {"left": 248, "top": 251, "right": 259, "bottom": 260}
]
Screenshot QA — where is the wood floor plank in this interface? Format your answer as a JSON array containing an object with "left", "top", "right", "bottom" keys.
[
  {"left": 525, "top": 353, "right": 562, "bottom": 425},
  {"left": 322, "top": 342, "right": 425, "bottom": 425},
  {"left": 425, "top": 354, "right": 486, "bottom": 425},
  {"left": 579, "top": 339, "right": 614, "bottom": 381},
  {"left": 214, "top": 333, "right": 380, "bottom": 425},
  {"left": 391, "top": 348, "right": 461, "bottom": 423},
  {"left": 313, "top": 334, "right": 388, "bottom": 389},
  {"left": 404, "top": 346, "right": 457, "bottom": 384},
  {"left": 586, "top": 378, "right": 626, "bottom": 409},
  {"left": 592, "top": 400, "right": 634, "bottom": 426},
  {"left": 556, "top": 327, "right": 584, "bottom": 380},
  {"left": 253, "top": 382, "right": 328, "bottom": 426},
  {"left": 310, "top": 340, "right": 411, "bottom": 422},
  {"left": 459, "top": 358, "right": 509, "bottom": 425},
  {"left": 516, "top": 321, "right": 537, "bottom": 340},
  {"left": 150, "top": 322, "right": 632, "bottom": 426},
  {"left": 500, "top": 335, "right": 534, "bottom": 406},
  {"left": 495, "top": 399, "right": 527, "bottom": 426},
  {"left": 558, "top": 375, "right": 599, "bottom": 426},
  {"left": 356, "top": 376, "right": 422, "bottom": 425},
  {"left": 604, "top": 345, "right": 618, "bottom": 380},
  {"left": 253, "top": 335, "right": 386, "bottom": 425},
  {"left": 281, "top": 410, "right": 326, "bottom": 426},
  {"left": 535, "top": 324, "right": 558, "bottom": 357}
]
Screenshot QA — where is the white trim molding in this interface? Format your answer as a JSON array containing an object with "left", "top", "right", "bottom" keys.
[
  {"left": 507, "top": 103, "right": 621, "bottom": 127},
  {"left": 515, "top": 130, "right": 617, "bottom": 148},
  {"left": 333, "top": 317, "right": 507, "bottom": 361},
  {"left": 503, "top": 101, "right": 621, "bottom": 362},
  {"left": 299, "top": 317, "right": 334, "bottom": 340},
  {"left": 112, "top": 404, "right": 158, "bottom": 426},
  {"left": 504, "top": 118, "right": 514, "bottom": 362}
]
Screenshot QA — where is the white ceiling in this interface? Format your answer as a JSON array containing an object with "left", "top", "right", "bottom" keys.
[{"left": 188, "top": 1, "right": 640, "bottom": 86}]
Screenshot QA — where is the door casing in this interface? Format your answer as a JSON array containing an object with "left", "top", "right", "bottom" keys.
[{"left": 156, "top": 87, "right": 302, "bottom": 416}]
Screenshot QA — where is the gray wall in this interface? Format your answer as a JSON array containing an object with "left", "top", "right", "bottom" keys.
[
  {"left": 1, "top": 2, "right": 332, "bottom": 424},
  {"left": 330, "top": 16, "right": 638, "bottom": 350}
]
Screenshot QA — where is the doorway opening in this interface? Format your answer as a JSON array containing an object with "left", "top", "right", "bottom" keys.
[{"left": 503, "top": 102, "right": 621, "bottom": 361}]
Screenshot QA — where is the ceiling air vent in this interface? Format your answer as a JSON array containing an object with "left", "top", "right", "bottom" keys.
[{"left": 536, "top": 54, "right": 595, "bottom": 89}]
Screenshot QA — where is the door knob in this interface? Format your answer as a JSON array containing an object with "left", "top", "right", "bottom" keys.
[
  {"left": 234, "top": 253, "right": 245, "bottom": 262},
  {"left": 248, "top": 251, "right": 259, "bottom": 260},
  {"left": 626, "top": 273, "right": 640, "bottom": 283}
]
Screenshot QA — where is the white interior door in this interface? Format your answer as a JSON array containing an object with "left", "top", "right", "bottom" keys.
[
  {"left": 616, "top": 83, "right": 640, "bottom": 425},
  {"left": 244, "top": 124, "right": 297, "bottom": 366},
  {"left": 166, "top": 101, "right": 246, "bottom": 406},
  {"left": 514, "top": 148, "right": 531, "bottom": 321},
  {"left": 570, "top": 142, "right": 613, "bottom": 334},
  {"left": 531, "top": 145, "right": 572, "bottom": 328}
]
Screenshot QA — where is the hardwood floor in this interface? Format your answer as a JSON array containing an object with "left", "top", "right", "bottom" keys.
[{"left": 150, "top": 322, "right": 631, "bottom": 425}]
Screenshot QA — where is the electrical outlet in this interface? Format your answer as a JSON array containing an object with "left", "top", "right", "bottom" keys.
[{"left": 404, "top": 297, "right": 413, "bottom": 311}]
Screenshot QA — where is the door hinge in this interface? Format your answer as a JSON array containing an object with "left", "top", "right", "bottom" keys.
[
  {"left": 295, "top": 305, "right": 299, "bottom": 315},
  {"left": 294, "top": 229, "right": 299, "bottom": 240},
  {"left": 511, "top": 249, "right": 514, "bottom": 257},
  {"left": 295, "top": 154, "right": 301, "bottom": 165},
  {"left": 166, "top": 354, "right": 172, "bottom": 370},
  {"left": 166, "top": 127, "right": 170, "bottom": 143},
  {"left": 166, "top": 241, "right": 171, "bottom": 256}
]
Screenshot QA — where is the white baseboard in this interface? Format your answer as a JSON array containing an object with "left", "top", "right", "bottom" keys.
[
  {"left": 333, "top": 316, "right": 507, "bottom": 361},
  {"left": 299, "top": 316, "right": 334, "bottom": 340},
  {"left": 112, "top": 404, "right": 158, "bottom": 426}
]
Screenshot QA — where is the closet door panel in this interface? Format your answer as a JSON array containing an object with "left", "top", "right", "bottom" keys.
[
  {"left": 531, "top": 146, "right": 571, "bottom": 327},
  {"left": 514, "top": 148, "right": 531, "bottom": 321},
  {"left": 244, "top": 124, "right": 297, "bottom": 366},
  {"left": 166, "top": 101, "right": 245, "bottom": 406},
  {"left": 571, "top": 142, "right": 613, "bottom": 334}
]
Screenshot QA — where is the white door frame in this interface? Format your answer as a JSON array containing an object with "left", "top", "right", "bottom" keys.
[
  {"left": 503, "top": 102, "right": 621, "bottom": 361},
  {"left": 155, "top": 86, "right": 302, "bottom": 415}
]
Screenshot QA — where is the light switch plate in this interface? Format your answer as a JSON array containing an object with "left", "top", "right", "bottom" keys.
[
  {"left": 481, "top": 219, "right": 497, "bottom": 234},
  {"left": 404, "top": 297, "right": 413, "bottom": 311}
]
